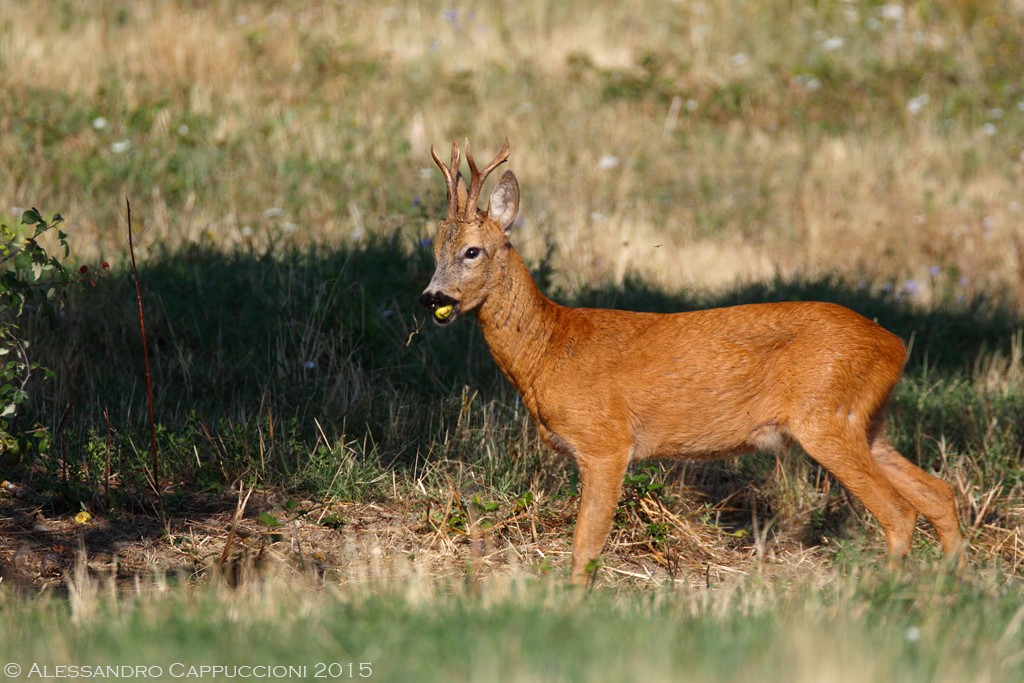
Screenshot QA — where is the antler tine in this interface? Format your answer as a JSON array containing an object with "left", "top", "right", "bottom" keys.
[
  {"left": 430, "top": 142, "right": 462, "bottom": 223},
  {"left": 463, "top": 137, "right": 511, "bottom": 219},
  {"left": 450, "top": 142, "right": 461, "bottom": 178}
]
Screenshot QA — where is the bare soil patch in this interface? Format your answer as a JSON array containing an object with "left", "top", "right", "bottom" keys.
[{"left": 0, "top": 481, "right": 831, "bottom": 592}]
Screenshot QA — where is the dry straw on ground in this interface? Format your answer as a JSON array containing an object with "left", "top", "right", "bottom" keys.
[{"left": 2, "top": 445, "right": 1020, "bottom": 592}]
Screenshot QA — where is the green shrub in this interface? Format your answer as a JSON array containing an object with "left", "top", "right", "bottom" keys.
[{"left": 0, "top": 208, "right": 96, "bottom": 456}]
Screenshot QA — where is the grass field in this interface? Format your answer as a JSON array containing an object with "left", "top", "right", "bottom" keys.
[
  {"left": 1, "top": 565, "right": 1023, "bottom": 683},
  {"left": 1, "top": 1, "right": 1023, "bottom": 681}
]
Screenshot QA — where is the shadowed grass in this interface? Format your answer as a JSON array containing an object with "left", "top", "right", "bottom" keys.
[{"left": 6, "top": 238, "right": 1021, "bottom": 565}]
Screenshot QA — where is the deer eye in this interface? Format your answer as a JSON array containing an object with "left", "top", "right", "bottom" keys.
[{"left": 464, "top": 247, "right": 482, "bottom": 260}]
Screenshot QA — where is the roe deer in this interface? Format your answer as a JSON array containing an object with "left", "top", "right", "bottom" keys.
[{"left": 419, "top": 138, "right": 964, "bottom": 584}]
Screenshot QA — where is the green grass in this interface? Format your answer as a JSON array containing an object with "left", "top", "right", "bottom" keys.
[{"left": 1, "top": 566, "right": 1022, "bottom": 683}]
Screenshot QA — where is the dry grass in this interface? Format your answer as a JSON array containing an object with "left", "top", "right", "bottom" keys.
[{"left": 1, "top": 1, "right": 1022, "bottom": 302}]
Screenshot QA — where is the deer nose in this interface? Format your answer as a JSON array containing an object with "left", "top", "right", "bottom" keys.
[{"left": 419, "top": 290, "right": 457, "bottom": 311}]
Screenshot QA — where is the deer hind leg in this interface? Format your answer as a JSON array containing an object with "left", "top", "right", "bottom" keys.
[
  {"left": 868, "top": 418, "right": 964, "bottom": 563},
  {"left": 569, "top": 450, "right": 630, "bottom": 585},
  {"left": 794, "top": 421, "right": 918, "bottom": 561}
]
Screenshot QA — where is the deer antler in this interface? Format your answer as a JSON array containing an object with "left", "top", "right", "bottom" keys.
[
  {"left": 463, "top": 138, "right": 510, "bottom": 220},
  {"left": 431, "top": 138, "right": 511, "bottom": 222},
  {"left": 430, "top": 142, "right": 461, "bottom": 224}
]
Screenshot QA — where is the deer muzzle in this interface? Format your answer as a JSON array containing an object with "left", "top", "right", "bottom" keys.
[{"left": 419, "top": 290, "right": 460, "bottom": 325}]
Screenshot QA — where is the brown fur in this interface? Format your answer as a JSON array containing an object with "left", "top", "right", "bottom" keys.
[{"left": 421, "top": 140, "right": 964, "bottom": 583}]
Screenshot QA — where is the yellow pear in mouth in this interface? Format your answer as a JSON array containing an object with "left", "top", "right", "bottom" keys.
[{"left": 434, "top": 305, "right": 454, "bottom": 321}]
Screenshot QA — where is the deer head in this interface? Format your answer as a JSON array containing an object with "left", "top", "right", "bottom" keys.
[{"left": 419, "top": 138, "right": 520, "bottom": 325}]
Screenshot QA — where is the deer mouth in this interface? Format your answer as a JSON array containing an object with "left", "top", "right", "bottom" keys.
[
  {"left": 419, "top": 291, "right": 460, "bottom": 326},
  {"left": 432, "top": 303, "right": 458, "bottom": 325}
]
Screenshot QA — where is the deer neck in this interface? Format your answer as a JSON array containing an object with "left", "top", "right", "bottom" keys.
[{"left": 474, "top": 246, "right": 559, "bottom": 394}]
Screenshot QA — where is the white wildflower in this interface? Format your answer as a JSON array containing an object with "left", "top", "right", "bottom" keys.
[
  {"left": 907, "top": 94, "right": 930, "bottom": 115},
  {"left": 881, "top": 4, "right": 905, "bottom": 21},
  {"left": 795, "top": 75, "right": 822, "bottom": 93}
]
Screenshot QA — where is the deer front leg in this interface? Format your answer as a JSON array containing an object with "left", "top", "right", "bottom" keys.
[{"left": 569, "top": 453, "right": 629, "bottom": 585}]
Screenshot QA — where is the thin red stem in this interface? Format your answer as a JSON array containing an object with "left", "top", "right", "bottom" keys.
[{"left": 127, "top": 199, "right": 159, "bottom": 494}]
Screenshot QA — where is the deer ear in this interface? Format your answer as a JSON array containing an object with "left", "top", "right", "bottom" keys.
[
  {"left": 487, "top": 171, "right": 519, "bottom": 234},
  {"left": 455, "top": 172, "right": 469, "bottom": 215}
]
